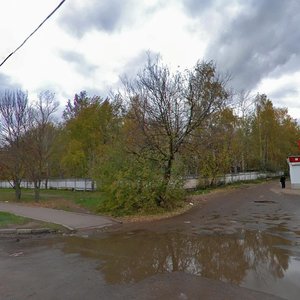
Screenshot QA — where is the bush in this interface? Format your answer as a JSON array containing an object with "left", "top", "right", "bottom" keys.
[{"left": 97, "top": 158, "right": 185, "bottom": 216}]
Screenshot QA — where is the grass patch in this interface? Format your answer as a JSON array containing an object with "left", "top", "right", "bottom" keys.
[
  {"left": 0, "top": 211, "right": 31, "bottom": 228},
  {"left": 74, "top": 195, "right": 108, "bottom": 212},
  {"left": 0, "top": 211, "right": 68, "bottom": 231},
  {"left": 0, "top": 188, "right": 106, "bottom": 213}
]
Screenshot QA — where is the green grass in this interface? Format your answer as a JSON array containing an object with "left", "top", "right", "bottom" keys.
[
  {"left": 0, "top": 188, "right": 106, "bottom": 213},
  {"left": 74, "top": 195, "right": 108, "bottom": 211},
  {"left": 0, "top": 211, "right": 31, "bottom": 228},
  {"left": 0, "top": 211, "right": 68, "bottom": 231}
]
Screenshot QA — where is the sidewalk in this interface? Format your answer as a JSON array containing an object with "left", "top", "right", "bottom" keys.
[
  {"left": 271, "top": 182, "right": 300, "bottom": 196},
  {"left": 0, "top": 202, "right": 117, "bottom": 230}
]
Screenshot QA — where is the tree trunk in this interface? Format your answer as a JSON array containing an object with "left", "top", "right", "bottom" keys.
[
  {"left": 164, "top": 157, "right": 173, "bottom": 185},
  {"left": 241, "top": 152, "right": 245, "bottom": 172},
  {"left": 14, "top": 179, "right": 21, "bottom": 201},
  {"left": 34, "top": 180, "right": 41, "bottom": 202},
  {"left": 158, "top": 156, "right": 174, "bottom": 207}
]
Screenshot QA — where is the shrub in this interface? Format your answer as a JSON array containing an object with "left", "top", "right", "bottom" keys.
[{"left": 97, "top": 158, "right": 185, "bottom": 216}]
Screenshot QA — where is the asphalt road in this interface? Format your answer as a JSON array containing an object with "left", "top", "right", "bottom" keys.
[{"left": 0, "top": 180, "right": 299, "bottom": 300}]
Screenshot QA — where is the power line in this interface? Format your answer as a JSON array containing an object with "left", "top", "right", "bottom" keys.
[{"left": 0, "top": 0, "right": 66, "bottom": 68}]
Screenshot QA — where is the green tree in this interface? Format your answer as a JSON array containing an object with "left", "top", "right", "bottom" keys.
[
  {"left": 187, "top": 108, "right": 238, "bottom": 186},
  {"left": 122, "top": 56, "right": 230, "bottom": 205},
  {"left": 233, "top": 90, "right": 255, "bottom": 172},
  {"left": 249, "top": 94, "right": 300, "bottom": 171},
  {"left": 61, "top": 92, "right": 122, "bottom": 178}
]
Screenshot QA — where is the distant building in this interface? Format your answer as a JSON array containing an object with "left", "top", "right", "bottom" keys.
[{"left": 287, "top": 156, "right": 300, "bottom": 189}]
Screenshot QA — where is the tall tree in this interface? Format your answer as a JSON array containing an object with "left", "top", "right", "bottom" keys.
[
  {"left": 61, "top": 92, "right": 121, "bottom": 178},
  {"left": 194, "top": 108, "right": 238, "bottom": 185},
  {"left": 123, "top": 56, "right": 230, "bottom": 204},
  {"left": 0, "top": 89, "right": 31, "bottom": 200},
  {"left": 249, "top": 94, "right": 300, "bottom": 171},
  {"left": 233, "top": 90, "right": 255, "bottom": 172},
  {"left": 23, "top": 91, "right": 59, "bottom": 201},
  {"left": 63, "top": 91, "right": 101, "bottom": 121}
]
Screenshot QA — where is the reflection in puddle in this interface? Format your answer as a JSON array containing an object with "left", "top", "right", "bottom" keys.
[{"left": 59, "top": 229, "right": 298, "bottom": 289}]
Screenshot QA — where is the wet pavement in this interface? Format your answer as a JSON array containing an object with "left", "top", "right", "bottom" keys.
[
  {"left": 0, "top": 181, "right": 300, "bottom": 299},
  {"left": 0, "top": 202, "right": 117, "bottom": 230}
]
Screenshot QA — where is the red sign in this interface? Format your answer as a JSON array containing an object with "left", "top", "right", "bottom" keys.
[
  {"left": 298, "top": 140, "right": 300, "bottom": 150},
  {"left": 288, "top": 156, "right": 300, "bottom": 163}
]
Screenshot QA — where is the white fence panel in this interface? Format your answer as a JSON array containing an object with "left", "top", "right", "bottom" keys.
[
  {"left": 0, "top": 178, "right": 96, "bottom": 191},
  {"left": 183, "top": 171, "right": 282, "bottom": 190},
  {"left": 0, "top": 172, "right": 282, "bottom": 191}
]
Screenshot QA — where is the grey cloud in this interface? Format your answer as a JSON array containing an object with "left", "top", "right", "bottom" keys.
[
  {"left": 203, "top": 0, "right": 300, "bottom": 90},
  {"left": 120, "top": 50, "right": 160, "bottom": 80},
  {"left": 59, "top": 0, "right": 134, "bottom": 38},
  {"left": 270, "top": 85, "right": 300, "bottom": 112},
  {"left": 182, "top": 0, "right": 215, "bottom": 16},
  {"left": 0, "top": 73, "right": 12, "bottom": 89},
  {"left": 96, "top": 50, "right": 161, "bottom": 96},
  {"left": 59, "top": 0, "right": 164, "bottom": 38},
  {"left": 269, "top": 85, "right": 298, "bottom": 100},
  {"left": 59, "top": 50, "right": 98, "bottom": 76},
  {"left": 0, "top": 73, "right": 20, "bottom": 91}
]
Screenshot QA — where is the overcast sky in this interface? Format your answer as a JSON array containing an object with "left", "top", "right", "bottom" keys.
[{"left": 0, "top": 0, "right": 300, "bottom": 119}]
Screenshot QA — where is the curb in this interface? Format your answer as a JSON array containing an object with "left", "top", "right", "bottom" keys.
[{"left": 0, "top": 228, "right": 58, "bottom": 235}]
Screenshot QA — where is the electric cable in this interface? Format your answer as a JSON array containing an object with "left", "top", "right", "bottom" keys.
[{"left": 0, "top": 0, "right": 66, "bottom": 68}]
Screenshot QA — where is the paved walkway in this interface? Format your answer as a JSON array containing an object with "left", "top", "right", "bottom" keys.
[
  {"left": 271, "top": 182, "right": 300, "bottom": 196},
  {"left": 0, "top": 202, "right": 117, "bottom": 230}
]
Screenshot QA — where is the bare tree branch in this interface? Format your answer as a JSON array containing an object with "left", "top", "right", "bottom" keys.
[{"left": 123, "top": 55, "right": 230, "bottom": 189}]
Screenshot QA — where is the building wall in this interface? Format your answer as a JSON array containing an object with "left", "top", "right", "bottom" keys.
[{"left": 289, "top": 164, "right": 300, "bottom": 189}]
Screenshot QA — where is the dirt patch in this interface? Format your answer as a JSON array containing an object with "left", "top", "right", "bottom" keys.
[
  {"left": 118, "top": 208, "right": 190, "bottom": 223},
  {"left": 118, "top": 195, "right": 209, "bottom": 223}
]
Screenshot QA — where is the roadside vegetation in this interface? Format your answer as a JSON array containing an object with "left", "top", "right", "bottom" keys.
[
  {"left": 0, "top": 211, "right": 63, "bottom": 230},
  {"left": 0, "top": 54, "right": 299, "bottom": 217},
  {"left": 0, "top": 188, "right": 103, "bottom": 213},
  {"left": 0, "top": 177, "right": 277, "bottom": 220},
  {"left": 0, "top": 212, "right": 30, "bottom": 228}
]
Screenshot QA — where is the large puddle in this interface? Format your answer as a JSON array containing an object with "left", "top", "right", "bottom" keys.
[{"left": 51, "top": 225, "right": 300, "bottom": 299}]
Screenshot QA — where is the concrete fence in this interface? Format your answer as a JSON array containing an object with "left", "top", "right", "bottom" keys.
[
  {"left": 0, "top": 171, "right": 282, "bottom": 192},
  {"left": 183, "top": 171, "right": 283, "bottom": 190},
  {"left": 0, "top": 178, "right": 96, "bottom": 191}
]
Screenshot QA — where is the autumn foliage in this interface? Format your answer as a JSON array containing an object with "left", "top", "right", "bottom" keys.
[{"left": 0, "top": 58, "right": 299, "bottom": 214}]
